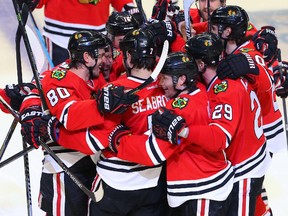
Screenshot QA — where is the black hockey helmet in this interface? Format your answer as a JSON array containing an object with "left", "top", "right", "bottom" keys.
[
  {"left": 185, "top": 32, "right": 223, "bottom": 66},
  {"left": 162, "top": 52, "right": 199, "bottom": 86},
  {"left": 210, "top": 5, "right": 249, "bottom": 40},
  {"left": 68, "top": 30, "right": 110, "bottom": 62},
  {"left": 106, "top": 11, "right": 139, "bottom": 36},
  {"left": 119, "top": 29, "right": 157, "bottom": 60}
]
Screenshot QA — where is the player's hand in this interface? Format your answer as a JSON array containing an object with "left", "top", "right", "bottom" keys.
[
  {"left": 167, "top": 0, "right": 180, "bottom": 18},
  {"left": 217, "top": 53, "right": 259, "bottom": 81},
  {"left": 4, "top": 83, "right": 36, "bottom": 111},
  {"left": 95, "top": 84, "right": 139, "bottom": 115},
  {"left": 108, "top": 124, "right": 132, "bottom": 153},
  {"left": 152, "top": 107, "right": 186, "bottom": 145},
  {"left": 151, "top": 0, "right": 168, "bottom": 21},
  {"left": 144, "top": 20, "right": 177, "bottom": 45},
  {"left": 273, "top": 61, "right": 288, "bottom": 98},
  {"left": 252, "top": 26, "right": 278, "bottom": 67},
  {"left": 20, "top": 106, "right": 59, "bottom": 148}
]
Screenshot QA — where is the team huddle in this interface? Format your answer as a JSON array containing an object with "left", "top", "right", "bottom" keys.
[{"left": 1, "top": 0, "right": 288, "bottom": 215}]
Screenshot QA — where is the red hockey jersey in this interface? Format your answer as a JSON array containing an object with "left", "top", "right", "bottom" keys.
[
  {"left": 117, "top": 87, "right": 234, "bottom": 207},
  {"left": 97, "top": 76, "right": 169, "bottom": 191},
  {"left": 186, "top": 77, "right": 271, "bottom": 182},
  {"left": 36, "top": 0, "right": 134, "bottom": 48},
  {"left": 235, "top": 41, "right": 286, "bottom": 153}
]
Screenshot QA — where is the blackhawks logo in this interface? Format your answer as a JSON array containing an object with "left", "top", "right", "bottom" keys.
[
  {"left": 214, "top": 80, "right": 228, "bottom": 94},
  {"left": 171, "top": 97, "right": 188, "bottom": 109},
  {"left": 239, "top": 48, "right": 253, "bottom": 53},
  {"left": 51, "top": 70, "right": 66, "bottom": 80}
]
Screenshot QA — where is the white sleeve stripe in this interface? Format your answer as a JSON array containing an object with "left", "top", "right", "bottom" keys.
[
  {"left": 59, "top": 100, "right": 75, "bottom": 128},
  {"left": 86, "top": 129, "right": 104, "bottom": 154},
  {"left": 145, "top": 133, "right": 166, "bottom": 165}
]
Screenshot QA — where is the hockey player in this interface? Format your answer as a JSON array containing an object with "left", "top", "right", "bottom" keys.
[
  {"left": 109, "top": 52, "right": 235, "bottom": 216},
  {"left": 183, "top": 32, "right": 271, "bottom": 216},
  {"left": 210, "top": 5, "right": 286, "bottom": 156},
  {"left": 19, "top": 30, "right": 136, "bottom": 216},
  {"left": 209, "top": 7, "right": 286, "bottom": 215},
  {"left": 106, "top": 11, "right": 139, "bottom": 50},
  {"left": 18, "top": 0, "right": 140, "bottom": 66},
  {"left": 87, "top": 29, "right": 169, "bottom": 216},
  {"left": 105, "top": 11, "right": 140, "bottom": 81}
]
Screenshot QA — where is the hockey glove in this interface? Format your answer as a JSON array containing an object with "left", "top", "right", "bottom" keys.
[
  {"left": 144, "top": 20, "right": 177, "bottom": 46},
  {"left": 17, "top": 0, "right": 39, "bottom": 11},
  {"left": 20, "top": 106, "right": 59, "bottom": 148},
  {"left": 152, "top": 107, "right": 186, "bottom": 145},
  {"left": 4, "top": 83, "right": 36, "bottom": 111},
  {"left": 151, "top": 0, "right": 168, "bottom": 21},
  {"left": 252, "top": 26, "right": 278, "bottom": 67},
  {"left": 167, "top": 0, "right": 180, "bottom": 18},
  {"left": 108, "top": 124, "right": 132, "bottom": 153},
  {"left": 96, "top": 84, "right": 139, "bottom": 115},
  {"left": 217, "top": 53, "right": 259, "bottom": 81},
  {"left": 123, "top": 4, "right": 144, "bottom": 26},
  {"left": 273, "top": 61, "right": 288, "bottom": 98},
  {"left": 172, "top": 10, "right": 185, "bottom": 32}
]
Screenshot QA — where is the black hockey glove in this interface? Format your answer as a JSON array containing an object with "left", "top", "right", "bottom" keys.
[
  {"left": 151, "top": 0, "right": 168, "bottom": 21},
  {"left": 124, "top": 4, "right": 144, "bottom": 26},
  {"left": 172, "top": 10, "right": 185, "bottom": 32},
  {"left": 152, "top": 107, "right": 186, "bottom": 145},
  {"left": 167, "top": 0, "right": 180, "bottom": 18},
  {"left": 4, "top": 83, "right": 36, "bottom": 111},
  {"left": 108, "top": 124, "right": 132, "bottom": 153},
  {"left": 252, "top": 26, "right": 278, "bottom": 67},
  {"left": 273, "top": 61, "right": 288, "bottom": 98},
  {"left": 17, "top": 0, "right": 39, "bottom": 11},
  {"left": 20, "top": 106, "right": 59, "bottom": 148},
  {"left": 144, "top": 20, "right": 177, "bottom": 46},
  {"left": 217, "top": 53, "right": 259, "bottom": 81},
  {"left": 96, "top": 84, "right": 139, "bottom": 115}
]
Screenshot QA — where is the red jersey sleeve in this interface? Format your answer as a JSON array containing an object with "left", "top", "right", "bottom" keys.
[
  {"left": 111, "top": 0, "right": 134, "bottom": 11},
  {"left": 0, "top": 88, "right": 11, "bottom": 114}
]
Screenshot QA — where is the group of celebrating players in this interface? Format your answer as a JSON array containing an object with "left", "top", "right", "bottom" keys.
[{"left": 1, "top": 0, "right": 288, "bottom": 215}]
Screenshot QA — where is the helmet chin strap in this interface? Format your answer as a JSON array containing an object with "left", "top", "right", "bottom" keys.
[
  {"left": 84, "top": 61, "right": 97, "bottom": 79},
  {"left": 171, "top": 75, "right": 186, "bottom": 98},
  {"left": 123, "top": 57, "right": 134, "bottom": 77}
]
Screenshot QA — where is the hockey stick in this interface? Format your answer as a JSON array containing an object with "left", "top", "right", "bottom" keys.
[
  {"left": 0, "top": 146, "right": 34, "bottom": 168},
  {"left": 12, "top": 0, "right": 49, "bottom": 115},
  {"left": 207, "top": 0, "right": 211, "bottom": 32},
  {"left": 183, "top": 0, "right": 195, "bottom": 40},
  {"left": 0, "top": 96, "right": 20, "bottom": 162},
  {"left": 15, "top": 3, "right": 33, "bottom": 216},
  {"left": 135, "top": 0, "right": 147, "bottom": 24},
  {"left": 127, "top": 40, "right": 169, "bottom": 96},
  {"left": 277, "top": 49, "right": 288, "bottom": 144},
  {"left": 28, "top": 10, "right": 54, "bottom": 68},
  {"left": 39, "top": 140, "right": 104, "bottom": 202}
]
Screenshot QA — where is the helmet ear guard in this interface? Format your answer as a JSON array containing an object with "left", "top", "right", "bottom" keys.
[
  {"left": 119, "top": 29, "right": 157, "bottom": 60},
  {"left": 162, "top": 52, "right": 199, "bottom": 87},
  {"left": 119, "top": 29, "right": 157, "bottom": 75}
]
